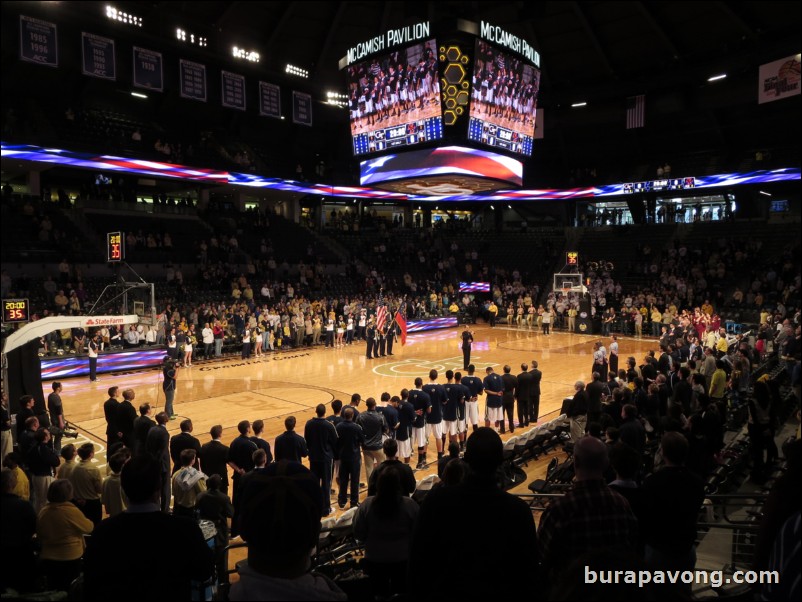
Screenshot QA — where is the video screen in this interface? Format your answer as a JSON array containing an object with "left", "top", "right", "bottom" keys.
[
  {"left": 360, "top": 146, "right": 523, "bottom": 187},
  {"left": 459, "top": 282, "right": 490, "bottom": 293},
  {"left": 346, "top": 39, "right": 443, "bottom": 156},
  {"left": 468, "top": 40, "right": 541, "bottom": 156}
]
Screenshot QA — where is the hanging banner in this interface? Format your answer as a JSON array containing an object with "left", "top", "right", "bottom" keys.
[
  {"left": 19, "top": 15, "right": 58, "bottom": 67},
  {"left": 758, "top": 54, "right": 801, "bottom": 104},
  {"left": 259, "top": 81, "right": 281, "bottom": 118},
  {"left": 292, "top": 91, "right": 313, "bottom": 126},
  {"left": 221, "top": 71, "right": 246, "bottom": 110},
  {"left": 133, "top": 47, "right": 163, "bottom": 91},
  {"left": 82, "top": 32, "right": 116, "bottom": 80},
  {"left": 179, "top": 59, "right": 207, "bottom": 101}
]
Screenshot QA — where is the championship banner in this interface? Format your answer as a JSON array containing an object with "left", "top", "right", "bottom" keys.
[
  {"left": 133, "top": 47, "right": 163, "bottom": 91},
  {"left": 82, "top": 32, "right": 116, "bottom": 80},
  {"left": 179, "top": 59, "right": 207, "bottom": 101},
  {"left": 221, "top": 71, "right": 246, "bottom": 110},
  {"left": 292, "top": 91, "right": 313, "bottom": 126},
  {"left": 259, "top": 81, "right": 281, "bottom": 118},
  {"left": 19, "top": 15, "right": 58, "bottom": 67},
  {"left": 758, "top": 54, "right": 801, "bottom": 104}
]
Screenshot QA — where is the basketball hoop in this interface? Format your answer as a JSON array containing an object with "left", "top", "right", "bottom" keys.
[{"left": 560, "top": 288, "right": 572, "bottom": 297}]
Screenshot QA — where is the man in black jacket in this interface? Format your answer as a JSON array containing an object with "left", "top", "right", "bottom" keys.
[
  {"left": 103, "top": 386, "right": 122, "bottom": 447},
  {"left": 83, "top": 455, "right": 214, "bottom": 601},
  {"left": 356, "top": 397, "right": 387, "bottom": 481},
  {"left": 118, "top": 389, "right": 138, "bottom": 450},
  {"left": 586, "top": 372, "right": 606, "bottom": 425},
  {"left": 132, "top": 403, "right": 155, "bottom": 457},
  {"left": 304, "top": 404, "right": 338, "bottom": 515},
  {"left": 145, "top": 412, "right": 171, "bottom": 512},
  {"left": 336, "top": 407, "right": 365, "bottom": 509},
  {"left": 500, "top": 365, "right": 518, "bottom": 434},
  {"left": 516, "top": 363, "right": 532, "bottom": 427},
  {"left": 529, "top": 360, "right": 543, "bottom": 424},
  {"left": 169, "top": 419, "right": 202, "bottom": 474},
  {"left": 200, "top": 424, "right": 231, "bottom": 495},
  {"left": 274, "top": 416, "right": 309, "bottom": 463}
]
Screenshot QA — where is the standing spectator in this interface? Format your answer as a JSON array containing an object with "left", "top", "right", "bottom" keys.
[
  {"left": 103, "top": 386, "right": 122, "bottom": 447},
  {"left": 354, "top": 469, "right": 419, "bottom": 598},
  {"left": 250, "top": 419, "right": 274, "bottom": 463},
  {"left": 230, "top": 462, "right": 345, "bottom": 601},
  {"left": 169, "top": 419, "right": 201, "bottom": 475},
  {"left": 197, "top": 474, "right": 234, "bottom": 583},
  {"left": 70, "top": 443, "right": 103, "bottom": 525},
  {"left": 36, "top": 479, "right": 94, "bottom": 591},
  {"left": 336, "top": 407, "right": 365, "bottom": 509},
  {"left": 537, "top": 436, "right": 638, "bottom": 584},
  {"left": 202, "top": 322, "right": 214, "bottom": 358},
  {"left": 274, "top": 416, "right": 308, "bottom": 463},
  {"left": 1, "top": 467, "right": 37, "bottom": 592},
  {"left": 567, "top": 381, "right": 589, "bottom": 440},
  {"left": 132, "top": 403, "right": 155, "bottom": 457},
  {"left": 500, "top": 365, "right": 518, "bottom": 434},
  {"left": 228, "top": 420, "right": 257, "bottom": 537},
  {"left": 27, "top": 427, "right": 60, "bottom": 514},
  {"left": 145, "top": 412, "right": 171, "bottom": 512},
  {"left": 47, "top": 382, "right": 67, "bottom": 453},
  {"left": 304, "top": 404, "right": 338, "bottom": 515},
  {"left": 118, "top": 389, "right": 137, "bottom": 449},
  {"left": 171, "top": 449, "right": 207, "bottom": 518},
  {"left": 641, "top": 432, "right": 704, "bottom": 576},
  {"left": 162, "top": 358, "right": 178, "bottom": 419},
  {"left": 83, "top": 456, "right": 214, "bottom": 601},
  {"left": 356, "top": 398, "right": 387, "bottom": 481},
  {"left": 409, "top": 428, "right": 536, "bottom": 599},
  {"left": 200, "top": 424, "right": 231, "bottom": 495},
  {"left": 101, "top": 452, "right": 128, "bottom": 517},
  {"left": 0, "top": 393, "right": 11, "bottom": 469}
]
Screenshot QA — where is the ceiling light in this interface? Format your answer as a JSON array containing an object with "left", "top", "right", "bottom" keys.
[
  {"left": 286, "top": 64, "right": 309, "bottom": 78},
  {"left": 707, "top": 74, "right": 727, "bottom": 82},
  {"left": 130, "top": 91, "right": 148, "bottom": 99},
  {"left": 759, "top": 190, "right": 771, "bottom": 196},
  {"left": 571, "top": 102, "right": 587, "bottom": 107}
]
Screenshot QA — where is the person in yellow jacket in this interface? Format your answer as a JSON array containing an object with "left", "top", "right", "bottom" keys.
[
  {"left": 37, "top": 479, "right": 94, "bottom": 591},
  {"left": 709, "top": 359, "right": 728, "bottom": 404},
  {"left": 487, "top": 301, "right": 498, "bottom": 327}
]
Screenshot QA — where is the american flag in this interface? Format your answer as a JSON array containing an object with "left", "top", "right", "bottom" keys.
[
  {"left": 376, "top": 292, "right": 388, "bottom": 332},
  {"left": 626, "top": 94, "right": 645, "bottom": 129}
]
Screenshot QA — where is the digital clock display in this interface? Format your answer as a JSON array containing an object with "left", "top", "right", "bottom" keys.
[
  {"left": 107, "top": 231, "right": 124, "bottom": 262},
  {"left": 2, "top": 298, "right": 30, "bottom": 323}
]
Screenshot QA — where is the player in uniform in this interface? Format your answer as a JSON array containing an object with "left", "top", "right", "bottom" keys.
[
  {"left": 460, "top": 364, "right": 484, "bottom": 434},
  {"left": 408, "top": 378, "right": 431, "bottom": 469},
  {"left": 422, "top": 370, "right": 448, "bottom": 460},
  {"left": 483, "top": 366, "right": 504, "bottom": 431}
]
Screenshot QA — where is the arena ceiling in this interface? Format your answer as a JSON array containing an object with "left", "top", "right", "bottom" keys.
[{"left": 120, "top": 1, "right": 800, "bottom": 105}]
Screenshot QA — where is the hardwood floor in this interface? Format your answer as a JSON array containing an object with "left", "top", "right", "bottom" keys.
[{"left": 56, "top": 325, "right": 658, "bottom": 472}]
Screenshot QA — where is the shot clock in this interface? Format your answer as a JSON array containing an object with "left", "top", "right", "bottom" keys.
[
  {"left": 2, "top": 298, "right": 30, "bottom": 323},
  {"left": 107, "top": 231, "right": 125, "bottom": 262}
]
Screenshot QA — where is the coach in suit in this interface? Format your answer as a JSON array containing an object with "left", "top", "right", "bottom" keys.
[
  {"left": 118, "top": 389, "right": 138, "bottom": 450},
  {"left": 304, "top": 404, "right": 339, "bottom": 515},
  {"left": 530, "top": 360, "right": 543, "bottom": 424},
  {"left": 516, "top": 363, "right": 533, "bottom": 427},
  {"left": 500, "top": 365, "right": 518, "bottom": 434},
  {"left": 200, "top": 425, "right": 231, "bottom": 495},
  {"left": 145, "top": 412, "right": 171, "bottom": 512}
]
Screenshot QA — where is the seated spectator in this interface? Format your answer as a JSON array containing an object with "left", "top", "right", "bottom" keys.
[
  {"left": 83, "top": 455, "right": 214, "bottom": 601},
  {"left": 537, "top": 436, "right": 638, "bottom": 586},
  {"left": 36, "top": 479, "right": 94, "bottom": 591},
  {"left": 408, "top": 428, "right": 536, "bottom": 600},
  {"left": 354, "top": 469, "right": 419, "bottom": 598},
  {"left": 231, "top": 461, "right": 346, "bottom": 601}
]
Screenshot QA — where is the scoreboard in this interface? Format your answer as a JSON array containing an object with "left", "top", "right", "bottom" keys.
[
  {"left": 107, "top": 231, "right": 124, "bottom": 262},
  {"left": 623, "top": 177, "right": 696, "bottom": 194}
]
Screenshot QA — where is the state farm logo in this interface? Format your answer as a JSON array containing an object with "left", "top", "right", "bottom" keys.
[{"left": 83, "top": 317, "right": 128, "bottom": 326}]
